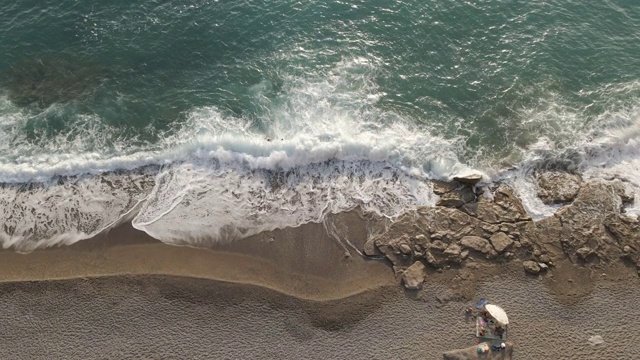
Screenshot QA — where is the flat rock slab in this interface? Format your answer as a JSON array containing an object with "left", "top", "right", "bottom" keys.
[
  {"left": 402, "top": 261, "right": 427, "bottom": 290},
  {"left": 461, "top": 236, "right": 491, "bottom": 254},
  {"left": 490, "top": 232, "right": 513, "bottom": 253}
]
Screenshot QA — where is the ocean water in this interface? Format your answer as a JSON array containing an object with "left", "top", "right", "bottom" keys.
[{"left": 1, "top": 0, "right": 639, "bottom": 251}]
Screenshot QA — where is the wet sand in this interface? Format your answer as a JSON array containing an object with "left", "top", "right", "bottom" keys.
[
  {"left": 1, "top": 213, "right": 639, "bottom": 359},
  {"left": 0, "top": 213, "right": 395, "bottom": 301}
]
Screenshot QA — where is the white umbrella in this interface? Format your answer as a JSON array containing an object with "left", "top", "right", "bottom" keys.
[{"left": 485, "top": 304, "right": 509, "bottom": 325}]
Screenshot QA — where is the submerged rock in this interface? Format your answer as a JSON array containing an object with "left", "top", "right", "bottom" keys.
[
  {"left": 402, "top": 261, "right": 427, "bottom": 290},
  {"left": 5, "top": 55, "right": 106, "bottom": 108}
]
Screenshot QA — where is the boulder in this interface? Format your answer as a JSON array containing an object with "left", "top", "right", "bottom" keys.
[
  {"left": 537, "top": 172, "right": 581, "bottom": 204},
  {"left": 399, "top": 243, "right": 412, "bottom": 255},
  {"left": 413, "top": 234, "right": 430, "bottom": 248},
  {"left": 489, "top": 232, "right": 514, "bottom": 253},
  {"left": 430, "top": 240, "right": 449, "bottom": 252},
  {"left": 460, "top": 236, "right": 491, "bottom": 254},
  {"left": 453, "top": 174, "right": 483, "bottom": 186},
  {"left": 402, "top": 261, "right": 427, "bottom": 290},
  {"left": 576, "top": 247, "right": 595, "bottom": 260},
  {"left": 363, "top": 238, "right": 381, "bottom": 256},
  {"left": 432, "top": 180, "right": 459, "bottom": 195},
  {"left": 539, "top": 254, "right": 551, "bottom": 264},
  {"left": 523, "top": 260, "right": 541, "bottom": 274},
  {"left": 444, "top": 243, "right": 462, "bottom": 257},
  {"left": 444, "top": 244, "right": 463, "bottom": 263}
]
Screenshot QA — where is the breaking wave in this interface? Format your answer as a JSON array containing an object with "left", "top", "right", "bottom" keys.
[{"left": 1, "top": 58, "right": 639, "bottom": 251}]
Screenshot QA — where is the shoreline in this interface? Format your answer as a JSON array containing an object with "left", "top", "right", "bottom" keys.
[
  {"left": 1, "top": 172, "right": 639, "bottom": 358},
  {"left": 1, "top": 172, "right": 639, "bottom": 304},
  {"left": 0, "top": 218, "right": 396, "bottom": 302}
]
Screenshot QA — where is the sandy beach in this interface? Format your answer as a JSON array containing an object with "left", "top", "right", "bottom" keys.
[
  {"left": 2, "top": 1, "right": 640, "bottom": 358},
  {"left": 1, "top": 208, "right": 639, "bottom": 359}
]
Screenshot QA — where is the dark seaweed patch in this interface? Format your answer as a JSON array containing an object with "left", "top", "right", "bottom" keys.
[{"left": 4, "top": 55, "right": 106, "bottom": 108}]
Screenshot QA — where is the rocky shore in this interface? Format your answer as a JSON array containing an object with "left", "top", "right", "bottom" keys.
[{"left": 363, "top": 171, "right": 639, "bottom": 296}]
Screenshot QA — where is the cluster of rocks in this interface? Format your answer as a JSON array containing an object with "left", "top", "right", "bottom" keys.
[{"left": 362, "top": 172, "right": 639, "bottom": 290}]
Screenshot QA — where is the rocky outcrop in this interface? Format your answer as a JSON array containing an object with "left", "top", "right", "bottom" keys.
[
  {"left": 537, "top": 172, "right": 581, "bottom": 204},
  {"left": 363, "top": 173, "right": 640, "bottom": 289},
  {"left": 402, "top": 261, "right": 427, "bottom": 290},
  {"left": 460, "top": 185, "right": 530, "bottom": 224}
]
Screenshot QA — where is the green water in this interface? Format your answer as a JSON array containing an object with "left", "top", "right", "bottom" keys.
[{"left": 0, "top": 0, "right": 639, "bottom": 170}]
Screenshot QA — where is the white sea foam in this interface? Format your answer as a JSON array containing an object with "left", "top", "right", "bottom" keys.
[{"left": 1, "top": 60, "right": 639, "bottom": 250}]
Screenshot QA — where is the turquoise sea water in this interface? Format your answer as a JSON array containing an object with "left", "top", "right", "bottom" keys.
[{"left": 1, "top": 1, "right": 639, "bottom": 249}]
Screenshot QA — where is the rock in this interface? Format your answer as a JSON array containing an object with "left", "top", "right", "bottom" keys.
[
  {"left": 424, "top": 251, "right": 439, "bottom": 267},
  {"left": 588, "top": 335, "right": 604, "bottom": 346},
  {"left": 399, "top": 243, "right": 412, "bottom": 255},
  {"left": 481, "top": 224, "right": 500, "bottom": 233},
  {"left": 362, "top": 238, "right": 380, "bottom": 256},
  {"left": 402, "top": 261, "right": 427, "bottom": 290},
  {"left": 413, "top": 234, "right": 430, "bottom": 248},
  {"left": 432, "top": 180, "right": 458, "bottom": 195},
  {"left": 611, "top": 181, "right": 634, "bottom": 204},
  {"left": 443, "top": 342, "right": 514, "bottom": 360},
  {"left": 430, "top": 240, "right": 448, "bottom": 252},
  {"left": 489, "top": 232, "right": 514, "bottom": 253},
  {"left": 623, "top": 245, "right": 631, "bottom": 253},
  {"left": 436, "top": 187, "right": 476, "bottom": 207},
  {"left": 444, "top": 243, "right": 462, "bottom": 257},
  {"left": 460, "top": 236, "right": 491, "bottom": 253},
  {"left": 523, "top": 260, "right": 541, "bottom": 274},
  {"left": 539, "top": 254, "right": 551, "bottom": 264},
  {"left": 533, "top": 249, "right": 542, "bottom": 257},
  {"left": 539, "top": 263, "right": 549, "bottom": 271},
  {"left": 576, "top": 247, "right": 595, "bottom": 260},
  {"left": 460, "top": 250, "right": 469, "bottom": 260},
  {"left": 443, "top": 244, "right": 463, "bottom": 263},
  {"left": 460, "top": 185, "right": 530, "bottom": 223},
  {"left": 453, "top": 173, "right": 483, "bottom": 185},
  {"left": 537, "top": 171, "right": 581, "bottom": 204}
]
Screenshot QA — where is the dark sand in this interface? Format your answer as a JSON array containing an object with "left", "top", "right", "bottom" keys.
[
  {"left": 1, "top": 213, "right": 639, "bottom": 359},
  {"left": 1, "top": 274, "right": 639, "bottom": 359}
]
